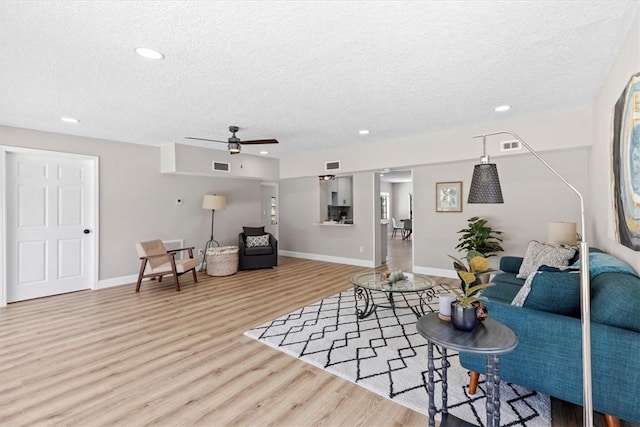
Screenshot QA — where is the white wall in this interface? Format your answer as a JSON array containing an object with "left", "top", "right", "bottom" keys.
[
  {"left": 162, "top": 142, "right": 279, "bottom": 180},
  {"left": 279, "top": 172, "right": 376, "bottom": 266},
  {"left": 280, "top": 105, "right": 593, "bottom": 179},
  {"left": 0, "top": 126, "right": 264, "bottom": 283},
  {"left": 413, "top": 148, "right": 588, "bottom": 272},
  {"left": 278, "top": 105, "right": 596, "bottom": 273},
  {"left": 592, "top": 6, "right": 640, "bottom": 270},
  {"left": 392, "top": 182, "right": 412, "bottom": 221}
]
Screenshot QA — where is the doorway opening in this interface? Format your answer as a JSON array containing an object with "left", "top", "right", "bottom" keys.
[{"left": 379, "top": 169, "right": 413, "bottom": 271}]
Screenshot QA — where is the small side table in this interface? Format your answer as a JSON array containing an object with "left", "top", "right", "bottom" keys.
[{"left": 416, "top": 313, "right": 517, "bottom": 427}]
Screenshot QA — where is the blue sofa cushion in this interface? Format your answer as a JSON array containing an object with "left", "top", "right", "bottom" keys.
[
  {"left": 523, "top": 271, "right": 581, "bottom": 316},
  {"left": 591, "top": 272, "right": 640, "bottom": 333},
  {"left": 482, "top": 276, "right": 521, "bottom": 302},
  {"left": 493, "top": 271, "right": 525, "bottom": 287},
  {"left": 571, "top": 251, "right": 639, "bottom": 278},
  {"left": 500, "top": 256, "right": 523, "bottom": 274}
]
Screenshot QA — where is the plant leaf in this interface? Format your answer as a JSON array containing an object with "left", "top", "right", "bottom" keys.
[
  {"left": 466, "top": 282, "right": 495, "bottom": 295},
  {"left": 447, "top": 255, "right": 468, "bottom": 271}
]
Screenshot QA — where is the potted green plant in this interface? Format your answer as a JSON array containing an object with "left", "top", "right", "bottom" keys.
[
  {"left": 447, "top": 251, "right": 494, "bottom": 331},
  {"left": 455, "top": 216, "right": 504, "bottom": 258}
]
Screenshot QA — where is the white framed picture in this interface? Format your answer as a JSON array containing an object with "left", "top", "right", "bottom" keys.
[{"left": 436, "top": 181, "right": 462, "bottom": 212}]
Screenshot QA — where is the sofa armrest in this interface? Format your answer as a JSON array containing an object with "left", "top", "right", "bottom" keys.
[
  {"left": 499, "top": 256, "right": 523, "bottom": 274},
  {"left": 459, "top": 299, "right": 640, "bottom": 421}
]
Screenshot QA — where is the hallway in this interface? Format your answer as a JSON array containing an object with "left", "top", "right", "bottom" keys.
[{"left": 384, "top": 234, "right": 412, "bottom": 272}]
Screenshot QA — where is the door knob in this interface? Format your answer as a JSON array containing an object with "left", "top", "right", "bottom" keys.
[{"left": 83, "top": 229, "right": 91, "bottom": 234}]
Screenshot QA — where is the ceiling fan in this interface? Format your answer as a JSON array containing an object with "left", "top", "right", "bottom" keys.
[{"left": 186, "top": 126, "right": 279, "bottom": 154}]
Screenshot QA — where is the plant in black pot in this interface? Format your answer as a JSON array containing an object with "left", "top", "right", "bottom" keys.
[
  {"left": 447, "top": 251, "right": 494, "bottom": 331},
  {"left": 455, "top": 216, "right": 504, "bottom": 258}
]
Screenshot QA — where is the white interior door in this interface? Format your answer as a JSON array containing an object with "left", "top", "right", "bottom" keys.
[{"left": 5, "top": 149, "right": 97, "bottom": 302}]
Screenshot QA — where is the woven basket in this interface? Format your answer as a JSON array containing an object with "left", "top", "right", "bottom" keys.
[{"left": 206, "top": 246, "right": 239, "bottom": 276}]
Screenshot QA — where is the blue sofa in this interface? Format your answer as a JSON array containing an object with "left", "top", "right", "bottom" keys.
[{"left": 458, "top": 249, "right": 640, "bottom": 425}]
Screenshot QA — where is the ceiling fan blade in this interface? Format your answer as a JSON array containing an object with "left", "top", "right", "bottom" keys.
[
  {"left": 185, "top": 137, "right": 227, "bottom": 143},
  {"left": 239, "top": 139, "right": 279, "bottom": 145}
]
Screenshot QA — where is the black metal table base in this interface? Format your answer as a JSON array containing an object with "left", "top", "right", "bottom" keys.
[
  {"left": 418, "top": 314, "right": 517, "bottom": 427},
  {"left": 427, "top": 343, "right": 503, "bottom": 427},
  {"left": 353, "top": 285, "right": 436, "bottom": 318}
]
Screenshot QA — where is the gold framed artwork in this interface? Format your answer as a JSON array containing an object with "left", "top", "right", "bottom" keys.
[{"left": 436, "top": 181, "right": 462, "bottom": 212}]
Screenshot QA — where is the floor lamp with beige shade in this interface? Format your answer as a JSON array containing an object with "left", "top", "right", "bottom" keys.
[
  {"left": 548, "top": 221, "right": 578, "bottom": 246},
  {"left": 202, "top": 194, "right": 226, "bottom": 270},
  {"left": 467, "top": 131, "right": 592, "bottom": 427}
]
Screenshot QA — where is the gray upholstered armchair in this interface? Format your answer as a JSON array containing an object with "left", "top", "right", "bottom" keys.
[{"left": 238, "top": 226, "right": 278, "bottom": 270}]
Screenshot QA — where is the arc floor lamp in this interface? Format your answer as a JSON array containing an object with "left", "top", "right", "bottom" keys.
[
  {"left": 202, "top": 194, "right": 226, "bottom": 270},
  {"left": 468, "top": 131, "right": 592, "bottom": 426}
]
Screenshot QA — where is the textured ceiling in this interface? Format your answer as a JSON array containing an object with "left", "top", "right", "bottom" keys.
[{"left": 0, "top": 1, "right": 638, "bottom": 158}]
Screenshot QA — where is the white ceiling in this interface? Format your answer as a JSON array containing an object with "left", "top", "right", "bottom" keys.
[{"left": 1, "top": 1, "right": 638, "bottom": 159}]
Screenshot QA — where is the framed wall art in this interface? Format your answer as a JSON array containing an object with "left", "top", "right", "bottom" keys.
[
  {"left": 436, "top": 181, "right": 462, "bottom": 212},
  {"left": 612, "top": 71, "right": 640, "bottom": 250}
]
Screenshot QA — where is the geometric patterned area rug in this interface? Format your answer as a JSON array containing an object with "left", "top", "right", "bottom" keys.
[{"left": 244, "top": 284, "right": 551, "bottom": 426}]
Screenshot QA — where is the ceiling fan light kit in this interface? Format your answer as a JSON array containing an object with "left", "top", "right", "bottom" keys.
[
  {"left": 228, "top": 141, "right": 241, "bottom": 154},
  {"left": 186, "top": 125, "right": 279, "bottom": 155}
]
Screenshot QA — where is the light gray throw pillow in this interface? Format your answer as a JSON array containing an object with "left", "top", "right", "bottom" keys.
[
  {"left": 516, "top": 240, "right": 576, "bottom": 279},
  {"left": 246, "top": 234, "right": 270, "bottom": 248}
]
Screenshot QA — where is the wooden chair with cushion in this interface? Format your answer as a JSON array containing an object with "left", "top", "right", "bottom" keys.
[{"left": 135, "top": 240, "right": 199, "bottom": 292}]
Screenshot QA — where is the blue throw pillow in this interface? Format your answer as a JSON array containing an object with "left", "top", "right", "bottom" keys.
[
  {"left": 523, "top": 271, "right": 581, "bottom": 316},
  {"left": 571, "top": 252, "right": 639, "bottom": 278}
]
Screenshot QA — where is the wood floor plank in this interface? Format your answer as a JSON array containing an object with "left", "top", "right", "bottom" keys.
[{"left": 0, "top": 242, "right": 636, "bottom": 426}]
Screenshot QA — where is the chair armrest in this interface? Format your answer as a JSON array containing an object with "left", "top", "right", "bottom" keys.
[
  {"left": 238, "top": 233, "right": 246, "bottom": 250},
  {"left": 139, "top": 253, "right": 173, "bottom": 261},
  {"left": 269, "top": 233, "right": 278, "bottom": 252},
  {"left": 167, "top": 247, "right": 194, "bottom": 253}
]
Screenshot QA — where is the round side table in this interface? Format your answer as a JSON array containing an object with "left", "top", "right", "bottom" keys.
[{"left": 417, "top": 312, "right": 517, "bottom": 427}]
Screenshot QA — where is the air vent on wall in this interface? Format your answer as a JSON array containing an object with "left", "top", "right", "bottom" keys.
[
  {"left": 212, "top": 161, "right": 230, "bottom": 172},
  {"left": 500, "top": 140, "right": 521, "bottom": 152},
  {"left": 325, "top": 161, "right": 341, "bottom": 171}
]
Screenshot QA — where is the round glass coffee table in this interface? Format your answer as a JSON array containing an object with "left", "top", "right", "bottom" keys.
[{"left": 349, "top": 271, "right": 436, "bottom": 318}]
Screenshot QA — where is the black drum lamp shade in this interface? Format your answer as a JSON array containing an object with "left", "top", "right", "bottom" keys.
[{"left": 468, "top": 163, "right": 504, "bottom": 203}]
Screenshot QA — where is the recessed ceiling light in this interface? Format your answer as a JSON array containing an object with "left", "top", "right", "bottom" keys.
[
  {"left": 61, "top": 117, "right": 80, "bottom": 123},
  {"left": 359, "top": 129, "right": 370, "bottom": 135},
  {"left": 260, "top": 150, "right": 268, "bottom": 155},
  {"left": 135, "top": 47, "right": 165, "bottom": 60},
  {"left": 494, "top": 105, "right": 511, "bottom": 112}
]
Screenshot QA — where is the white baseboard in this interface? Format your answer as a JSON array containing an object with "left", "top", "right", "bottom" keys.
[
  {"left": 97, "top": 274, "right": 138, "bottom": 289},
  {"left": 279, "top": 250, "right": 375, "bottom": 268},
  {"left": 413, "top": 266, "right": 458, "bottom": 279}
]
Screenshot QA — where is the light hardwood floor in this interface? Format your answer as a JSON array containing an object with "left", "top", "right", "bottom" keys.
[{"left": 0, "top": 248, "right": 635, "bottom": 426}]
